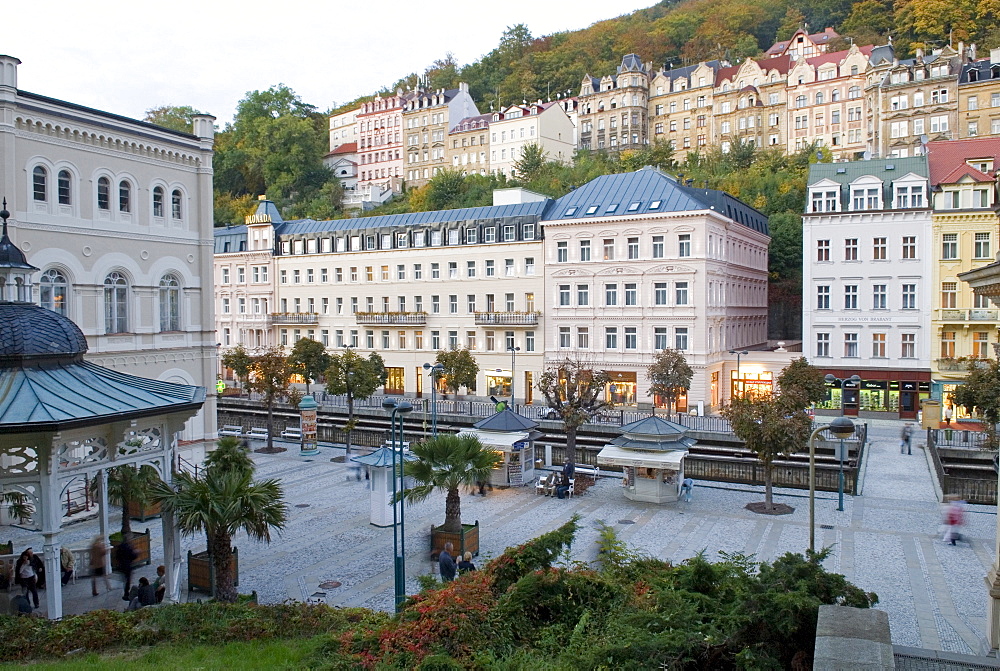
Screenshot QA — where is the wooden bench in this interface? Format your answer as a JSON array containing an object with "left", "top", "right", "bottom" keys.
[
  {"left": 219, "top": 425, "right": 243, "bottom": 437},
  {"left": 245, "top": 427, "right": 269, "bottom": 441}
]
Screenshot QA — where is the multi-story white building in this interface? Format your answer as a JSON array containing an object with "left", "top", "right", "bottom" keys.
[
  {"left": 0, "top": 54, "right": 218, "bottom": 446},
  {"left": 215, "top": 168, "right": 770, "bottom": 413},
  {"left": 803, "top": 156, "right": 933, "bottom": 419},
  {"left": 328, "top": 108, "right": 358, "bottom": 152},
  {"left": 543, "top": 169, "right": 770, "bottom": 410},
  {"left": 489, "top": 102, "right": 575, "bottom": 178}
]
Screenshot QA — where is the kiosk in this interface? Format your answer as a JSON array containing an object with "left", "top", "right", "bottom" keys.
[
  {"left": 597, "top": 416, "right": 695, "bottom": 504},
  {"left": 351, "top": 447, "right": 415, "bottom": 527},
  {"left": 458, "top": 409, "right": 542, "bottom": 487}
]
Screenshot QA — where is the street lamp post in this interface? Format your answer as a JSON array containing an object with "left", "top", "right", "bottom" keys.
[
  {"left": 507, "top": 346, "right": 520, "bottom": 408},
  {"left": 825, "top": 373, "right": 861, "bottom": 511},
  {"left": 808, "top": 416, "right": 856, "bottom": 552},
  {"left": 728, "top": 349, "right": 749, "bottom": 399},
  {"left": 382, "top": 397, "right": 413, "bottom": 612},
  {"left": 422, "top": 362, "right": 445, "bottom": 436}
]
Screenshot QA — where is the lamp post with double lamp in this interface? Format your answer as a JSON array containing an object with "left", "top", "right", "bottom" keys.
[
  {"left": 422, "top": 362, "right": 445, "bottom": 436},
  {"left": 728, "top": 349, "right": 749, "bottom": 399},
  {"left": 808, "top": 416, "right": 856, "bottom": 552},
  {"left": 381, "top": 397, "right": 413, "bottom": 612},
  {"left": 507, "top": 345, "right": 520, "bottom": 408},
  {"left": 824, "top": 373, "right": 861, "bottom": 511}
]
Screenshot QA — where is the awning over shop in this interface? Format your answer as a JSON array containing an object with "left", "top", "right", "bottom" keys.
[{"left": 597, "top": 445, "right": 687, "bottom": 470}]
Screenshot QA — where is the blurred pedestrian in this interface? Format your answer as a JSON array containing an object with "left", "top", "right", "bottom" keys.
[
  {"left": 90, "top": 536, "right": 111, "bottom": 596},
  {"left": 681, "top": 477, "right": 694, "bottom": 502},
  {"left": 943, "top": 405, "right": 953, "bottom": 427},
  {"left": 942, "top": 495, "right": 965, "bottom": 545},
  {"left": 14, "top": 549, "right": 39, "bottom": 609},
  {"left": 115, "top": 536, "right": 137, "bottom": 600},
  {"left": 900, "top": 423, "right": 914, "bottom": 455}
]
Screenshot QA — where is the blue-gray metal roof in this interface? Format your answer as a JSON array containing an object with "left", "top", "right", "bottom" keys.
[
  {"left": 544, "top": 168, "right": 769, "bottom": 235},
  {"left": 618, "top": 415, "right": 688, "bottom": 437},
  {"left": 0, "top": 303, "right": 88, "bottom": 361},
  {"left": 473, "top": 408, "right": 539, "bottom": 432},
  {"left": 351, "top": 446, "right": 416, "bottom": 467},
  {"left": 214, "top": 225, "right": 248, "bottom": 254},
  {"left": 0, "top": 360, "right": 206, "bottom": 433}
]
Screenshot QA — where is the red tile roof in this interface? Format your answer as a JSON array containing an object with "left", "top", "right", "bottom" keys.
[
  {"left": 805, "top": 45, "right": 874, "bottom": 67},
  {"left": 927, "top": 137, "right": 1000, "bottom": 185},
  {"left": 330, "top": 142, "right": 357, "bottom": 155}
]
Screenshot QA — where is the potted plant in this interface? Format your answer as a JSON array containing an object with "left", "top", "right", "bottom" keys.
[
  {"left": 153, "top": 437, "right": 287, "bottom": 602},
  {"left": 399, "top": 433, "right": 501, "bottom": 558}
]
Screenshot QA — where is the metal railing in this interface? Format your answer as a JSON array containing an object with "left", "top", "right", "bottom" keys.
[
  {"left": 270, "top": 313, "right": 320, "bottom": 325},
  {"left": 474, "top": 311, "right": 540, "bottom": 326},
  {"left": 354, "top": 312, "right": 428, "bottom": 325},
  {"left": 927, "top": 428, "right": 998, "bottom": 504}
]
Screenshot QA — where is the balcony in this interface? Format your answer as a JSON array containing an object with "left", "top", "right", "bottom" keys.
[
  {"left": 936, "top": 357, "right": 989, "bottom": 372},
  {"left": 970, "top": 309, "right": 998, "bottom": 321},
  {"left": 234, "top": 314, "right": 273, "bottom": 327},
  {"left": 270, "top": 312, "right": 319, "bottom": 325},
  {"left": 355, "top": 311, "right": 427, "bottom": 325},
  {"left": 938, "top": 309, "right": 967, "bottom": 321},
  {"left": 474, "top": 311, "right": 540, "bottom": 326}
]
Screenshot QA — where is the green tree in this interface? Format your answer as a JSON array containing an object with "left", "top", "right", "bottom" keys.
[
  {"left": 777, "top": 357, "right": 827, "bottom": 406},
  {"left": 152, "top": 439, "right": 287, "bottom": 602},
  {"left": 324, "top": 349, "right": 387, "bottom": 456},
  {"left": 247, "top": 346, "right": 293, "bottom": 453},
  {"left": 952, "top": 358, "right": 1000, "bottom": 449},
  {"left": 537, "top": 358, "right": 611, "bottom": 462},
  {"left": 722, "top": 388, "right": 812, "bottom": 513},
  {"left": 435, "top": 348, "right": 480, "bottom": 396},
  {"left": 221, "top": 344, "right": 253, "bottom": 396},
  {"left": 399, "top": 434, "right": 502, "bottom": 532},
  {"left": 286, "top": 338, "right": 330, "bottom": 394},
  {"left": 647, "top": 348, "right": 693, "bottom": 414},
  {"left": 513, "top": 143, "right": 547, "bottom": 181},
  {"left": 143, "top": 105, "right": 205, "bottom": 134}
]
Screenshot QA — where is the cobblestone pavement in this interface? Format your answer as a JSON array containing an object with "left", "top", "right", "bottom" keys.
[{"left": 6, "top": 421, "right": 996, "bottom": 655}]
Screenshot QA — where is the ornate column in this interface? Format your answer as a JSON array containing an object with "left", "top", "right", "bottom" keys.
[{"left": 40, "top": 435, "right": 63, "bottom": 619}]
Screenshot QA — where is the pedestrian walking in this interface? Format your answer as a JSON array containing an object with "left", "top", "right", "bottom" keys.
[
  {"left": 457, "top": 551, "right": 477, "bottom": 574},
  {"left": 115, "top": 536, "right": 137, "bottom": 600},
  {"left": 14, "top": 549, "right": 39, "bottom": 609},
  {"left": 900, "top": 422, "right": 914, "bottom": 455},
  {"left": 438, "top": 542, "right": 457, "bottom": 582},
  {"left": 942, "top": 495, "right": 966, "bottom": 545},
  {"left": 681, "top": 477, "right": 694, "bottom": 502},
  {"left": 943, "top": 405, "right": 953, "bottom": 427},
  {"left": 89, "top": 536, "right": 111, "bottom": 596}
]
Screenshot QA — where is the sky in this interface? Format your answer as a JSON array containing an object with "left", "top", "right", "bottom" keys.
[{"left": 4, "top": 0, "right": 656, "bottom": 127}]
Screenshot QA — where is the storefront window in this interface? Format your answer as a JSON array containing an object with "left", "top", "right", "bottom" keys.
[
  {"left": 731, "top": 371, "right": 773, "bottom": 399},
  {"left": 607, "top": 372, "right": 637, "bottom": 405},
  {"left": 486, "top": 374, "right": 511, "bottom": 397}
]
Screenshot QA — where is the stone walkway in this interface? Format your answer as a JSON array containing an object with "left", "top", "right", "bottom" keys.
[{"left": 4, "top": 422, "right": 996, "bottom": 656}]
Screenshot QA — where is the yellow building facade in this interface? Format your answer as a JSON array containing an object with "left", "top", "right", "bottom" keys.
[{"left": 928, "top": 137, "right": 1000, "bottom": 413}]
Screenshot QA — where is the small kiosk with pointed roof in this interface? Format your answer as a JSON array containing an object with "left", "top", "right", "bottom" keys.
[
  {"left": 351, "top": 447, "right": 416, "bottom": 527},
  {"left": 458, "top": 409, "right": 541, "bottom": 487},
  {"left": 597, "top": 416, "right": 695, "bottom": 504}
]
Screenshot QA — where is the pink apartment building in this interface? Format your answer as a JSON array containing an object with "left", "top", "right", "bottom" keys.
[{"left": 357, "top": 91, "right": 411, "bottom": 193}]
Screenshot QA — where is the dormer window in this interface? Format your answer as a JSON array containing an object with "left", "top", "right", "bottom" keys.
[
  {"left": 851, "top": 187, "right": 881, "bottom": 211},
  {"left": 649, "top": 200, "right": 662, "bottom": 210},
  {"left": 810, "top": 189, "right": 839, "bottom": 213},
  {"left": 895, "top": 185, "right": 924, "bottom": 208},
  {"left": 585, "top": 205, "right": 600, "bottom": 215}
]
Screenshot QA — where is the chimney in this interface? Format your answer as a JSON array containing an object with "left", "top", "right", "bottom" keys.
[
  {"left": 970, "top": 43, "right": 977, "bottom": 61},
  {"left": 992, "top": 48, "right": 1000, "bottom": 63},
  {"left": 0, "top": 55, "right": 20, "bottom": 90},
  {"left": 192, "top": 114, "right": 216, "bottom": 141}
]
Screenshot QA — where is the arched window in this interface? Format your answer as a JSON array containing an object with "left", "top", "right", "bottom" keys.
[
  {"left": 152, "top": 186, "right": 164, "bottom": 217},
  {"left": 97, "top": 177, "right": 111, "bottom": 210},
  {"left": 57, "top": 170, "right": 72, "bottom": 205},
  {"left": 32, "top": 166, "right": 47, "bottom": 201},
  {"left": 171, "top": 190, "right": 182, "bottom": 219},
  {"left": 159, "top": 274, "right": 180, "bottom": 331},
  {"left": 104, "top": 271, "right": 128, "bottom": 334},
  {"left": 118, "top": 180, "right": 131, "bottom": 213},
  {"left": 815, "top": 92, "right": 824, "bottom": 105},
  {"left": 39, "top": 269, "right": 68, "bottom": 315},
  {"left": 795, "top": 95, "right": 807, "bottom": 108}
]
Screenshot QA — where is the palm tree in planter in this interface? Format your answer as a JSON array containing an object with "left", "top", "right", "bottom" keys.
[
  {"left": 100, "top": 463, "right": 161, "bottom": 539},
  {"left": 152, "top": 438, "right": 287, "bottom": 602},
  {"left": 399, "top": 433, "right": 501, "bottom": 557}
]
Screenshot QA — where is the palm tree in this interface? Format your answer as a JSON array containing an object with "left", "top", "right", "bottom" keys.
[
  {"left": 152, "top": 439, "right": 287, "bottom": 602},
  {"left": 399, "top": 434, "right": 501, "bottom": 533},
  {"left": 99, "top": 463, "right": 161, "bottom": 539}
]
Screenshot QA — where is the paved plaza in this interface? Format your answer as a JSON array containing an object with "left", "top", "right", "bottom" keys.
[{"left": 5, "top": 419, "right": 997, "bottom": 655}]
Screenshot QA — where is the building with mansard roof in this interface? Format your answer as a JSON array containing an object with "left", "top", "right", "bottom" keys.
[{"left": 214, "top": 168, "right": 769, "bottom": 413}]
